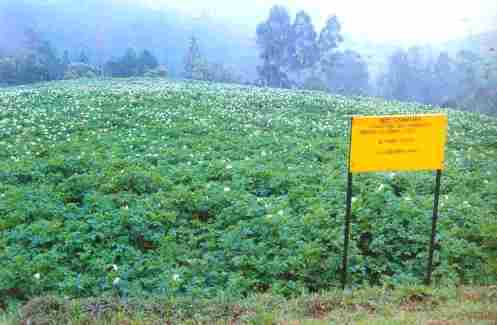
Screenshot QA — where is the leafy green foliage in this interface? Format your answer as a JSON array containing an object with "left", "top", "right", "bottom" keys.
[
  {"left": 104, "top": 48, "right": 160, "bottom": 79},
  {"left": 183, "top": 37, "right": 241, "bottom": 84},
  {"left": 78, "top": 51, "right": 89, "bottom": 65},
  {"left": 256, "top": 7, "right": 368, "bottom": 96},
  {"left": 323, "top": 50, "right": 370, "bottom": 96},
  {"left": 256, "top": 5, "right": 293, "bottom": 88},
  {"left": 317, "top": 15, "right": 344, "bottom": 59},
  {"left": 0, "top": 79, "right": 495, "bottom": 305},
  {"left": 183, "top": 36, "right": 203, "bottom": 80},
  {"left": 0, "top": 29, "right": 63, "bottom": 86},
  {"left": 380, "top": 47, "right": 497, "bottom": 115},
  {"left": 64, "top": 63, "right": 100, "bottom": 80},
  {"left": 289, "top": 11, "right": 320, "bottom": 72}
]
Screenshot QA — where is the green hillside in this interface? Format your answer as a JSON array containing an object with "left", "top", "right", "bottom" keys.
[{"left": 0, "top": 78, "right": 496, "bottom": 306}]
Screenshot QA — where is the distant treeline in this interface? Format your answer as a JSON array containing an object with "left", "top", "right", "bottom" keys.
[
  {"left": 378, "top": 48, "right": 497, "bottom": 113},
  {"left": 252, "top": 6, "right": 497, "bottom": 114},
  {"left": 0, "top": 1, "right": 495, "bottom": 114},
  {"left": 0, "top": 28, "right": 243, "bottom": 86},
  {"left": 254, "top": 6, "right": 368, "bottom": 95},
  {"left": 0, "top": 29, "right": 167, "bottom": 84}
]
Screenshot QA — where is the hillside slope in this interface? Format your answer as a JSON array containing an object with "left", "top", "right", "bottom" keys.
[{"left": 0, "top": 79, "right": 496, "bottom": 304}]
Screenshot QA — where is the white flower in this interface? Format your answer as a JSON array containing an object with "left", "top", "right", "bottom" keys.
[
  {"left": 34, "top": 273, "right": 41, "bottom": 280},
  {"left": 376, "top": 184, "right": 385, "bottom": 192},
  {"left": 226, "top": 164, "right": 233, "bottom": 170},
  {"left": 351, "top": 197, "right": 358, "bottom": 203},
  {"left": 113, "top": 277, "right": 121, "bottom": 286},
  {"left": 172, "top": 274, "right": 180, "bottom": 282},
  {"left": 111, "top": 264, "right": 118, "bottom": 272},
  {"left": 224, "top": 187, "right": 231, "bottom": 192}
]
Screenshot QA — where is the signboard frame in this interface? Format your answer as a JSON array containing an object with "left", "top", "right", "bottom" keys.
[{"left": 341, "top": 114, "right": 448, "bottom": 289}]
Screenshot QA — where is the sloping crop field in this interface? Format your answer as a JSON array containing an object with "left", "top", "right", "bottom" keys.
[{"left": 0, "top": 78, "right": 496, "bottom": 304}]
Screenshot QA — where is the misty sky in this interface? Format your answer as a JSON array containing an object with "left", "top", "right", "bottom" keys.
[{"left": 142, "top": 0, "right": 497, "bottom": 43}]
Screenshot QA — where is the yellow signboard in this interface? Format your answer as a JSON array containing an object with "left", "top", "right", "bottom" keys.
[{"left": 349, "top": 114, "right": 448, "bottom": 173}]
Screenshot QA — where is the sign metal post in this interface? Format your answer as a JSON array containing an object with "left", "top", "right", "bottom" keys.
[
  {"left": 426, "top": 169, "right": 442, "bottom": 285},
  {"left": 341, "top": 117, "right": 354, "bottom": 290},
  {"left": 341, "top": 173, "right": 353, "bottom": 290}
]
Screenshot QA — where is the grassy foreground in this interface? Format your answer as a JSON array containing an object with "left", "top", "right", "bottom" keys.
[
  {"left": 0, "top": 286, "right": 496, "bottom": 324},
  {"left": 0, "top": 78, "right": 496, "bottom": 318}
]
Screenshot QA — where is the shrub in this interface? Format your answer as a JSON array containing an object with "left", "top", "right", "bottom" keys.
[
  {"left": 143, "top": 65, "right": 168, "bottom": 78},
  {"left": 64, "top": 63, "right": 100, "bottom": 80}
]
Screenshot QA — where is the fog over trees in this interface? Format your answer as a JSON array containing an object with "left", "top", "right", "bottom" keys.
[{"left": 0, "top": 0, "right": 496, "bottom": 114}]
